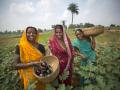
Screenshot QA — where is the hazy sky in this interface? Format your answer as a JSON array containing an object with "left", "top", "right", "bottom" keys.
[{"left": 0, "top": 0, "right": 120, "bottom": 31}]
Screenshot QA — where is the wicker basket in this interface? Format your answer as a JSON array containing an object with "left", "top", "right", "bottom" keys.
[
  {"left": 33, "top": 55, "right": 60, "bottom": 83},
  {"left": 82, "top": 26, "right": 104, "bottom": 36}
]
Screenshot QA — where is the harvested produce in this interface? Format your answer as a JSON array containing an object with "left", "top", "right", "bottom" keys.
[{"left": 34, "top": 61, "right": 52, "bottom": 77}]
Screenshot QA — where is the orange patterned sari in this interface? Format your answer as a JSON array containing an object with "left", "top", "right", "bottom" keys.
[{"left": 18, "top": 31, "right": 45, "bottom": 90}]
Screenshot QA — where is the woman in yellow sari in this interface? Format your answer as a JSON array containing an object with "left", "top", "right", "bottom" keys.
[{"left": 12, "top": 26, "right": 45, "bottom": 90}]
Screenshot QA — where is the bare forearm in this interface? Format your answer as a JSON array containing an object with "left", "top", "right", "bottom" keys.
[
  {"left": 12, "top": 55, "right": 40, "bottom": 70},
  {"left": 12, "top": 61, "right": 40, "bottom": 70},
  {"left": 13, "top": 62, "right": 33, "bottom": 69},
  {"left": 91, "top": 36, "right": 96, "bottom": 49}
]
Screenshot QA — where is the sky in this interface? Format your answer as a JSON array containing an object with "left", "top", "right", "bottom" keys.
[{"left": 0, "top": 0, "right": 120, "bottom": 31}]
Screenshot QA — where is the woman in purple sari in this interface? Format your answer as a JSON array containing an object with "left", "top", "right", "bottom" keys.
[{"left": 48, "top": 25, "right": 73, "bottom": 86}]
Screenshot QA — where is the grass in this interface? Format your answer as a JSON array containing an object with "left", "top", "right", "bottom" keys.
[
  {"left": 95, "top": 31, "right": 120, "bottom": 47},
  {"left": 0, "top": 30, "right": 120, "bottom": 48}
]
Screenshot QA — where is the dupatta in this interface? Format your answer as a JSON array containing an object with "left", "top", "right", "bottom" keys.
[
  {"left": 49, "top": 28, "right": 73, "bottom": 85},
  {"left": 18, "top": 31, "right": 44, "bottom": 90}
]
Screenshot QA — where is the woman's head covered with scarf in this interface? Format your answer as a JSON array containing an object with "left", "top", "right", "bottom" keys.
[{"left": 18, "top": 26, "right": 44, "bottom": 90}]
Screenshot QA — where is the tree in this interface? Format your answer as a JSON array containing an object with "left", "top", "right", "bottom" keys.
[
  {"left": 51, "top": 25, "right": 56, "bottom": 28},
  {"left": 67, "top": 3, "right": 79, "bottom": 25},
  {"left": 17, "top": 30, "right": 22, "bottom": 34},
  {"left": 84, "top": 23, "right": 94, "bottom": 28},
  {"left": 61, "top": 20, "right": 67, "bottom": 29},
  {"left": 38, "top": 28, "right": 43, "bottom": 32},
  {"left": 79, "top": 23, "right": 84, "bottom": 28},
  {"left": 68, "top": 24, "right": 76, "bottom": 29},
  {"left": 110, "top": 24, "right": 116, "bottom": 27}
]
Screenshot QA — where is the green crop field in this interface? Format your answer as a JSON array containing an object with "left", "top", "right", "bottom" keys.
[{"left": 0, "top": 30, "right": 120, "bottom": 90}]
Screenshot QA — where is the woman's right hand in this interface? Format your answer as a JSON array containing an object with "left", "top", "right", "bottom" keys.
[
  {"left": 79, "top": 53, "right": 86, "bottom": 60},
  {"left": 75, "top": 52, "right": 86, "bottom": 60},
  {"left": 73, "top": 51, "right": 86, "bottom": 60}
]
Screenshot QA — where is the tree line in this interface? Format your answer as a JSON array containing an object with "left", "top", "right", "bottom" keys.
[{"left": 0, "top": 23, "right": 120, "bottom": 34}]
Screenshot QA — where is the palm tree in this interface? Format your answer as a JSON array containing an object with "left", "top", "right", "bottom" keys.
[{"left": 67, "top": 3, "right": 79, "bottom": 25}]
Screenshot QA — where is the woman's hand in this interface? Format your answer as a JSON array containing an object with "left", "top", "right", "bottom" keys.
[
  {"left": 65, "top": 64, "right": 70, "bottom": 71},
  {"left": 79, "top": 54, "right": 86, "bottom": 60},
  {"left": 73, "top": 51, "right": 86, "bottom": 60},
  {"left": 73, "top": 50, "right": 81, "bottom": 56}
]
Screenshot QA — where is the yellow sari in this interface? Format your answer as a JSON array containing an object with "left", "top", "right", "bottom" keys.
[{"left": 18, "top": 31, "right": 45, "bottom": 90}]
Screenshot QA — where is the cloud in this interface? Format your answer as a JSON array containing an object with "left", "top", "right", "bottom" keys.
[
  {"left": 9, "top": 2, "right": 35, "bottom": 16},
  {"left": 86, "top": 0, "right": 97, "bottom": 8},
  {"left": 35, "top": 0, "right": 65, "bottom": 15},
  {"left": 0, "top": 0, "right": 69, "bottom": 31},
  {"left": 59, "top": 10, "right": 70, "bottom": 21},
  {"left": 76, "top": 0, "right": 120, "bottom": 25}
]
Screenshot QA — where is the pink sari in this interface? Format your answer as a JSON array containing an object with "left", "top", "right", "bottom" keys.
[{"left": 49, "top": 30, "right": 73, "bottom": 85}]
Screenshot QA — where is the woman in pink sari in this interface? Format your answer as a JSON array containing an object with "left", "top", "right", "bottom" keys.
[{"left": 48, "top": 25, "right": 73, "bottom": 86}]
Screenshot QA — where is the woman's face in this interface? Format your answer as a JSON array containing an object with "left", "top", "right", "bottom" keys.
[
  {"left": 75, "top": 30, "right": 84, "bottom": 40},
  {"left": 55, "top": 28, "right": 63, "bottom": 40},
  {"left": 26, "top": 28, "right": 37, "bottom": 43}
]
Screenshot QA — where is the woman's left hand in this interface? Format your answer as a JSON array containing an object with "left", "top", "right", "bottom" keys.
[{"left": 65, "top": 64, "right": 70, "bottom": 71}]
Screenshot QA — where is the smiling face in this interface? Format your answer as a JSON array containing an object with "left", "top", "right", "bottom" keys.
[
  {"left": 55, "top": 28, "right": 63, "bottom": 40},
  {"left": 26, "top": 27, "right": 37, "bottom": 43},
  {"left": 54, "top": 25, "right": 64, "bottom": 40},
  {"left": 75, "top": 29, "right": 84, "bottom": 40}
]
